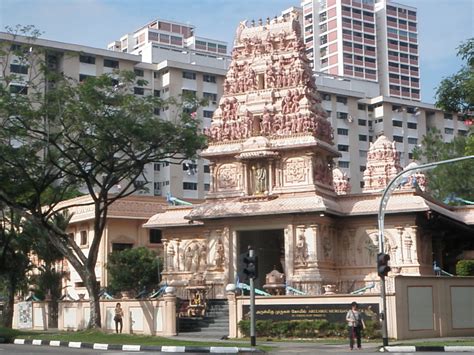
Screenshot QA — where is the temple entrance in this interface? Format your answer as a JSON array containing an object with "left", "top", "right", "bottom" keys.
[{"left": 238, "top": 229, "right": 284, "bottom": 290}]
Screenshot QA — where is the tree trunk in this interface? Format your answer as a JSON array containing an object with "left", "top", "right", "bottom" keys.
[
  {"left": 1, "top": 278, "right": 16, "bottom": 328},
  {"left": 84, "top": 266, "right": 101, "bottom": 328}
]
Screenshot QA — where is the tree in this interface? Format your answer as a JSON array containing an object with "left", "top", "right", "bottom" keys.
[
  {"left": 0, "top": 26, "right": 206, "bottom": 328},
  {"left": 412, "top": 129, "right": 474, "bottom": 203},
  {"left": 435, "top": 38, "right": 474, "bottom": 120},
  {"left": 106, "top": 247, "right": 162, "bottom": 295},
  {"left": 0, "top": 207, "right": 31, "bottom": 327}
]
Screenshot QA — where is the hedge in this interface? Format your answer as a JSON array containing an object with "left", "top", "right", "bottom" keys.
[
  {"left": 456, "top": 260, "right": 474, "bottom": 276},
  {"left": 238, "top": 319, "right": 380, "bottom": 339}
]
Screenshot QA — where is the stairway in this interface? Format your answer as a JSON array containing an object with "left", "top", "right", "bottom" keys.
[{"left": 178, "top": 299, "right": 229, "bottom": 339}]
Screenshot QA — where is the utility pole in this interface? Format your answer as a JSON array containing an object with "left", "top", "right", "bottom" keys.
[
  {"left": 378, "top": 155, "right": 473, "bottom": 347},
  {"left": 243, "top": 245, "right": 258, "bottom": 346}
]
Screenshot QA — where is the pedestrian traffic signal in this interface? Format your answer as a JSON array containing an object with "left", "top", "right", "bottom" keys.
[
  {"left": 243, "top": 253, "right": 258, "bottom": 280},
  {"left": 377, "top": 253, "right": 391, "bottom": 278}
]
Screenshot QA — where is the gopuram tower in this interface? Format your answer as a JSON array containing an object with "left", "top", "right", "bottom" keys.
[{"left": 202, "top": 14, "right": 339, "bottom": 200}]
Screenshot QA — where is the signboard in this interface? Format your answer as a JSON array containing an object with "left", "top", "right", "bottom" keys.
[
  {"left": 242, "top": 303, "right": 379, "bottom": 323},
  {"left": 18, "top": 301, "right": 33, "bottom": 329}
]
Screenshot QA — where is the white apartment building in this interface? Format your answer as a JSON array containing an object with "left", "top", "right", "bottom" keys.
[{"left": 107, "top": 18, "right": 231, "bottom": 200}]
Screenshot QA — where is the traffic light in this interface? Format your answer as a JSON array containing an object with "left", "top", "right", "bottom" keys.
[
  {"left": 377, "top": 253, "right": 391, "bottom": 278},
  {"left": 243, "top": 253, "right": 258, "bottom": 280}
]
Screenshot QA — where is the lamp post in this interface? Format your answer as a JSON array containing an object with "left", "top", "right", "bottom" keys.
[{"left": 378, "top": 155, "right": 474, "bottom": 347}]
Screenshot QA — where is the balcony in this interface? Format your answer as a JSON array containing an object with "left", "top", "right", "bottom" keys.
[
  {"left": 401, "top": 80, "right": 410, "bottom": 86},
  {"left": 353, "top": 24, "right": 362, "bottom": 31},
  {"left": 388, "top": 32, "right": 397, "bottom": 39},
  {"left": 410, "top": 59, "right": 418, "bottom": 65},
  {"left": 390, "top": 89, "right": 401, "bottom": 96},
  {"left": 387, "top": 9, "right": 397, "bottom": 16},
  {"left": 354, "top": 59, "right": 363, "bottom": 66},
  {"left": 342, "top": 10, "right": 351, "bottom": 17},
  {"left": 400, "top": 56, "right": 408, "bottom": 63},
  {"left": 409, "top": 36, "right": 417, "bottom": 43},
  {"left": 354, "top": 47, "right": 363, "bottom": 54},
  {"left": 365, "top": 26, "right": 375, "bottom": 33},
  {"left": 363, "top": 15, "right": 373, "bottom": 22},
  {"left": 366, "top": 73, "right": 376, "bottom": 80},
  {"left": 409, "top": 25, "right": 417, "bottom": 32},
  {"left": 410, "top": 69, "right": 419, "bottom": 76},
  {"left": 365, "top": 61, "right": 376, "bottom": 68},
  {"left": 353, "top": 12, "right": 362, "bottom": 19},
  {"left": 411, "top": 81, "right": 419, "bottom": 88},
  {"left": 388, "top": 55, "right": 399, "bottom": 61},
  {"left": 355, "top": 71, "right": 364, "bottom": 78},
  {"left": 400, "top": 68, "right": 409, "bottom": 75},
  {"left": 399, "top": 23, "right": 408, "bottom": 30},
  {"left": 343, "top": 45, "right": 352, "bottom": 52},
  {"left": 412, "top": 93, "right": 420, "bottom": 100},
  {"left": 408, "top": 14, "right": 417, "bottom": 21},
  {"left": 399, "top": 35, "right": 408, "bottom": 42},
  {"left": 388, "top": 43, "right": 398, "bottom": 50},
  {"left": 343, "top": 33, "right": 352, "bottom": 40},
  {"left": 344, "top": 69, "right": 353, "bottom": 76},
  {"left": 410, "top": 48, "right": 418, "bottom": 55},
  {"left": 365, "top": 50, "right": 376, "bottom": 57},
  {"left": 390, "top": 78, "right": 400, "bottom": 84},
  {"left": 364, "top": 38, "right": 375, "bottom": 45}
]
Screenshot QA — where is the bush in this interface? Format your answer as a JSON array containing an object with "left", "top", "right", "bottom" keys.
[{"left": 456, "top": 260, "right": 474, "bottom": 276}]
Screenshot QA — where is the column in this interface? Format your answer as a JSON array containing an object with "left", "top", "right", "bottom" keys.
[
  {"left": 284, "top": 224, "right": 294, "bottom": 279},
  {"left": 162, "top": 239, "right": 168, "bottom": 272},
  {"left": 396, "top": 227, "right": 404, "bottom": 264},
  {"left": 411, "top": 225, "right": 419, "bottom": 263},
  {"left": 310, "top": 224, "right": 320, "bottom": 264},
  {"left": 268, "top": 160, "right": 274, "bottom": 194}
]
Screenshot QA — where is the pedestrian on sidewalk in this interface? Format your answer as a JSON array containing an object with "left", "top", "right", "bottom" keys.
[
  {"left": 346, "top": 301, "right": 365, "bottom": 350},
  {"left": 114, "top": 303, "right": 124, "bottom": 333}
]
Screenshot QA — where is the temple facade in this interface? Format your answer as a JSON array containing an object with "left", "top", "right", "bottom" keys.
[{"left": 144, "top": 14, "right": 473, "bottom": 299}]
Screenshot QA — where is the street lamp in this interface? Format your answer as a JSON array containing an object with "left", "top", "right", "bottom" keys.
[{"left": 377, "top": 155, "right": 474, "bottom": 347}]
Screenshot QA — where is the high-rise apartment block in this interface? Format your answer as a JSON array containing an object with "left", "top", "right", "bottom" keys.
[{"left": 301, "top": 0, "right": 419, "bottom": 100}]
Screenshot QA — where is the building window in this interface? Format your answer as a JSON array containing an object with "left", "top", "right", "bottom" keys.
[
  {"left": 104, "top": 59, "right": 119, "bottom": 68},
  {"left": 337, "top": 128, "right": 349, "bottom": 135},
  {"left": 112, "top": 243, "right": 133, "bottom": 252},
  {"left": 407, "top": 137, "right": 418, "bottom": 144},
  {"left": 79, "top": 55, "right": 95, "bottom": 64},
  {"left": 336, "top": 96, "right": 347, "bottom": 104},
  {"left": 203, "top": 92, "right": 218, "bottom": 102},
  {"left": 154, "top": 163, "right": 161, "bottom": 171},
  {"left": 80, "top": 231, "right": 88, "bottom": 246},
  {"left": 79, "top": 74, "right": 94, "bottom": 82},
  {"left": 134, "top": 87, "right": 144, "bottom": 95},
  {"left": 358, "top": 119, "right": 367, "bottom": 126},
  {"left": 9, "top": 85, "right": 28, "bottom": 95},
  {"left": 153, "top": 107, "right": 161, "bottom": 115},
  {"left": 154, "top": 89, "right": 160, "bottom": 97},
  {"left": 203, "top": 74, "right": 216, "bottom": 83},
  {"left": 338, "top": 144, "right": 349, "bottom": 152},
  {"left": 322, "top": 93, "right": 331, "bottom": 101},
  {"left": 443, "top": 113, "right": 453, "bottom": 120},
  {"left": 359, "top": 134, "right": 367, "bottom": 141},
  {"left": 204, "top": 183, "right": 210, "bottom": 191},
  {"left": 338, "top": 161, "right": 350, "bottom": 168},
  {"left": 182, "top": 71, "right": 196, "bottom": 80},
  {"left": 183, "top": 182, "right": 198, "bottom": 190},
  {"left": 203, "top": 110, "right": 214, "bottom": 118},
  {"left": 149, "top": 229, "right": 162, "bottom": 244},
  {"left": 360, "top": 181, "right": 365, "bottom": 188},
  {"left": 358, "top": 104, "right": 366, "bottom": 111},
  {"left": 134, "top": 69, "right": 144, "bottom": 77},
  {"left": 444, "top": 128, "right": 454, "bottom": 134},
  {"left": 393, "top": 135, "right": 404, "bottom": 142},
  {"left": 203, "top": 165, "right": 210, "bottom": 173},
  {"left": 360, "top": 166, "right": 366, "bottom": 172},
  {"left": 407, "top": 122, "right": 417, "bottom": 129},
  {"left": 392, "top": 120, "right": 403, "bottom": 127},
  {"left": 337, "top": 112, "right": 348, "bottom": 120},
  {"left": 10, "top": 64, "right": 28, "bottom": 74},
  {"left": 182, "top": 89, "right": 197, "bottom": 98}
]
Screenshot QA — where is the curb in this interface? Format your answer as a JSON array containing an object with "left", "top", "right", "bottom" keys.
[
  {"left": 380, "top": 345, "right": 474, "bottom": 352},
  {"left": 11, "top": 338, "right": 263, "bottom": 353}
]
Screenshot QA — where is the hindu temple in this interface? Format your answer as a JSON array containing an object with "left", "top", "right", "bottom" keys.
[{"left": 144, "top": 13, "right": 473, "bottom": 299}]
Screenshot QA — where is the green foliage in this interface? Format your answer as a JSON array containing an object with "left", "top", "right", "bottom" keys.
[
  {"left": 412, "top": 129, "right": 474, "bottom": 202},
  {"left": 106, "top": 247, "right": 162, "bottom": 294},
  {"left": 435, "top": 38, "right": 474, "bottom": 120},
  {"left": 0, "top": 25, "right": 207, "bottom": 327},
  {"left": 456, "top": 260, "right": 474, "bottom": 276},
  {"left": 238, "top": 319, "right": 380, "bottom": 339}
]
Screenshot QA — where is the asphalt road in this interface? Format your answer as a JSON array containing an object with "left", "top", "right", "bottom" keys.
[{"left": 0, "top": 344, "right": 456, "bottom": 354}]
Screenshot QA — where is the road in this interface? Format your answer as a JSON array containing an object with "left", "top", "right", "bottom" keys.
[{"left": 0, "top": 344, "right": 454, "bottom": 354}]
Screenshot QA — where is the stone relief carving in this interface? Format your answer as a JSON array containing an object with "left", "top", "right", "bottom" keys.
[
  {"left": 251, "top": 162, "right": 267, "bottom": 194},
  {"left": 182, "top": 241, "right": 208, "bottom": 273},
  {"left": 294, "top": 230, "right": 309, "bottom": 267},
  {"left": 217, "top": 164, "right": 239, "bottom": 190},
  {"left": 284, "top": 158, "right": 306, "bottom": 184},
  {"left": 214, "top": 237, "right": 226, "bottom": 270}
]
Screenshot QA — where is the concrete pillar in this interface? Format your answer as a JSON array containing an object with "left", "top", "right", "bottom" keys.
[
  {"left": 226, "top": 289, "right": 237, "bottom": 338},
  {"left": 162, "top": 292, "right": 177, "bottom": 336}
]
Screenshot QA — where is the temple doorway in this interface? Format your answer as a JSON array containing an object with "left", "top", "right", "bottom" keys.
[{"left": 238, "top": 229, "right": 284, "bottom": 290}]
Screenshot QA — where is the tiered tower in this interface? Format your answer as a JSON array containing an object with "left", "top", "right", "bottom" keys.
[{"left": 203, "top": 13, "right": 339, "bottom": 200}]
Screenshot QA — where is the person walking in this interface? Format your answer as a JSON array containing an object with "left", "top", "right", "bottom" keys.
[
  {"left": 346, "top": 301, "right": 365, "bottom": 350},
  {"left": 114, "top": 303, "right": 124, "bottom": 334}
]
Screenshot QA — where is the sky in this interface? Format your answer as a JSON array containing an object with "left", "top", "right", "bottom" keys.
[{"left": 1, "top": 0, "right": 473, "bottom": 104}]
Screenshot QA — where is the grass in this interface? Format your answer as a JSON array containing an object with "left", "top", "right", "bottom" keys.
[{"left": 0, "top": 327, "right": 272, "bottom": 351}]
